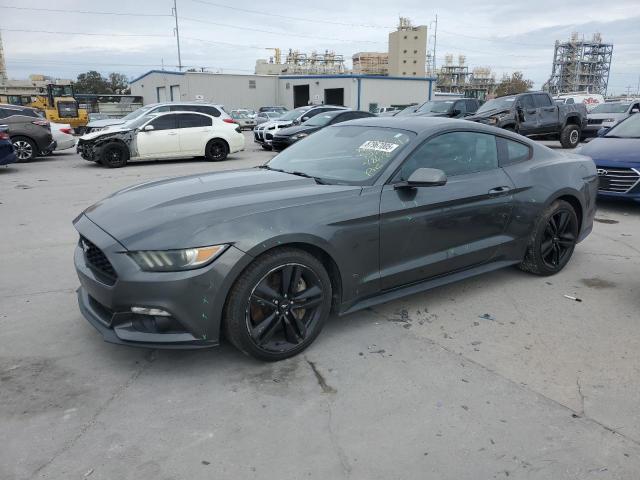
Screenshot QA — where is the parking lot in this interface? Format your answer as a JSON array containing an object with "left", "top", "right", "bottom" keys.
[{"left": 1, "top": 133, "right": 639, "bottom": 480}]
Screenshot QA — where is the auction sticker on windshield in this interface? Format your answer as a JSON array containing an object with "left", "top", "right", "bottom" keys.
[{"left": 358, "top": 140, "right": 400, "bottom": 153}]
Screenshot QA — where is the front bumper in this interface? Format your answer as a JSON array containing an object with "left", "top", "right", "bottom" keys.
[
  {"left": 73, "top": 214, "right": 252, "bottom": 348},
  {"left": 271, "top": 135, "right": 296, "bottom": 151},
  {"left": 595, "top": 160, "right": 640, "bottom": 202}
]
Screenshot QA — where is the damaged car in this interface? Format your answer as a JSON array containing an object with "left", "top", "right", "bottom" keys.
[
  {"left": 74, "top": 117, "right": 597, "bottom": 361},
  {"left": 77, "top": 111, "right": 245, "bottom": 168}
]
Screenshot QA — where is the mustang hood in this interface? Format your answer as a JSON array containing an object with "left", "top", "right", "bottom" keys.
[
  {"left": 81, "top": 169, "right": 361, "bottom": 251},
  {"left": 87, "top": 118, "right": 127, "bottom": 129}
]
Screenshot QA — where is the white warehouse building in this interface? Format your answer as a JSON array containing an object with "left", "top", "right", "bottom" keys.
[{"left": 129, "top": 70, "right": 436, "bottom": 112}]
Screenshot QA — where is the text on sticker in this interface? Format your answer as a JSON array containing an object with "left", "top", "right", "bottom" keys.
[{"left": 358, "top": 140, "right": 399, "bottom": 153}]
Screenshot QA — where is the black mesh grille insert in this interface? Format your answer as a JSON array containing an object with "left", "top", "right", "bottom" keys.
[{"left": 80, "top": 236, "right": 117, "bottom": 283}]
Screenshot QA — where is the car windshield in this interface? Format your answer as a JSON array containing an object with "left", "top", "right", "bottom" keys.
[
  {"left": 266, "top": 125, "right": 414, "bottom": 185},
  {"left": 128, "top": 113, "right": 159, "bottom": 130},
  {"left": 416, "top": 101, "right": 454, "bottom": 113},
  {"left": 476, "top": 97, "right": 516, "bottom": 113},
  {"left": 267, "top": 112, "right": 283, "bottom": 118},
  {"left": 591, "top": 103, "right": 630, "bottom": 114},
  {"left": 120, "top": 105, "right": 154, "bottom": 122},
  {"left": 278, "top": 108, "right": 310, "bottom": 121},
  {"left": 303, "top": 113, "right": 335, "bottom": 127},
  {"left": 395, "top": 105, "right": 418, "bottom": 116},
  {"left": 605, "top": 114, "right": 640, "bottom": 138},
  {"left": 231, "top": 112, "right": 248, "bottom": 119}
]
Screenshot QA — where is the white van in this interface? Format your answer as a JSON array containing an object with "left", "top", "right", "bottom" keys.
[{"left": 555, "top": 93, "right": 604, "bottom": 112}]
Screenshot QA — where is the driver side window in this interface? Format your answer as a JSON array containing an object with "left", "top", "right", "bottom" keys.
[
  {"left": 397, "top": 131, "right": 498, "bottom": 180},
  {"left": 148, "top": 115, "right": 177, "bottom": 131}
]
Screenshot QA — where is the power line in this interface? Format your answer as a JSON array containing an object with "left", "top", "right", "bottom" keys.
[
  {"left": 180, "top": 16, "right": 383, "bottom": 44},
  {"left": 0, "top": 4, "right": 172, "bottom": 17},
  {"left": 7, "top": 57, "right": 255, "bottom": 72},
  {"left": 188, "top": 0, "right": 394, "bottom": 29},
  {"left": 0, "top": 28, "right": 171, "bottom": 38}
]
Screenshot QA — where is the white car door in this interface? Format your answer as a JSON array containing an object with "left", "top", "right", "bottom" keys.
[
  {"left": 175, "top": 113, "right": 213, "bottom": 155},
  {"left": 136, "top": 114, "right": 180, "bottom": 158}
]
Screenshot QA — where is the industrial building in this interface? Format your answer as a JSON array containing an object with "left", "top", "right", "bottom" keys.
[
  {"left": 435, "top": 55, "right": 496, "bottom": 99},
  {"left": 256, "top": 49, "right": 346, "bottom": 76},
  {"left": 352, "top": 52, "right": 389, "bottom": 76},
  {"left": 544, "top": 33, "right": 613, "bottom": 95},
  {"left": 0, "top": 31, "right": 7, "bottom": 84},
  {"left": 387, "top": 17, "right": 428, "bottom": 77},
  {"left": 129, "top": 70, "right": 435, "bottom": 112}
]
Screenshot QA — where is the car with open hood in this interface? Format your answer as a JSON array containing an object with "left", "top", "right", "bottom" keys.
[
  {"left": 77, "top": 111, "right": 244, "bottom": 167},
  {"left": 73, "top": 116, "right": 597, "bottom": 361}
]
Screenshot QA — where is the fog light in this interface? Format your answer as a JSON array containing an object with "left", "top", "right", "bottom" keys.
[{"left": 131, "top": 306, "right": 171, "bottom": 317}]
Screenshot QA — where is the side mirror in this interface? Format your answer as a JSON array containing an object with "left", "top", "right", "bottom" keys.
[
  {"left": 301, "top": 116, "right": 310, "bottom": 122},
  {"left": 142, "top": 124, "right": 155, "bottom": 132},
  {"left": 451, "top": 109, "right": 461, "bottom": 117},
  {"left": 396, "top": 168, "right": 447, "bottom": 188}
]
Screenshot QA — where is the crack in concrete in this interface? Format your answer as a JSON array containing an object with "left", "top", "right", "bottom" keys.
[
  {"left": 368, "top": 307, "right": 640, "bottom": 447},
  {"left": 576, "top": 376, "right": 585, "bottom": 417},
  {"left": 31, "top": 350, "right": 157, "bottom": 479},
  {"left": 305, "top": 357, "right": 337, "bottom": 394}
]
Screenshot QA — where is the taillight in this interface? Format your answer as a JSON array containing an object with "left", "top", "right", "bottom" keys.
[
  {"left": 223, "top": 118, "right": 237, "bottom": 124},
  {"left": 32, "top": 120, "right": 50, "bottom": 128},
  {"left": 60, "top": 127, "right": 73, "bottom": 135}
]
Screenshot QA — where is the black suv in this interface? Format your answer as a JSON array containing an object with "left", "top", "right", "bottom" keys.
[
  {"left": 0, "top": 105, "right": 55, "bottom": 161},
  {"left": 412, "top": 98, "right": 480, "bottom": 118}
]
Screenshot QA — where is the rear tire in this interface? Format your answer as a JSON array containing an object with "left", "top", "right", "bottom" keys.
[
  {"left": 223, "top": 248, "right": 332, "bottom": 361},
  {"left": 99, "top": 142, "right": 129, "bottom": 168},
  {"left": 205, "top": 139, "right": 228, "bottom": 162},
  {"left": 11, "top": 136, "right": 37, "bottom": 162},
  {"left": 518, "top": 200, "right": 578, "bottom": 276},
  {"left": 560, "top": 124, "right": 581, "bottom": 149}
]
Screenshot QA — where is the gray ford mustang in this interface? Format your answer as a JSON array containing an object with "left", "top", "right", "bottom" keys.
[{"left": 74, "top": 117, "right": 597, "bottom": 361}]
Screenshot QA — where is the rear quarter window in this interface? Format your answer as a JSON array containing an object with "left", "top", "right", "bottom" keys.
[{"left": 499, "top": 137, "right": 532, "bottom": 166}]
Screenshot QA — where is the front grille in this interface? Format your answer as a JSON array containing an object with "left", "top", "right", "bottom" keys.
[
  {"left": 80, "top": 236, "right": 117, "bottom": 283},
  {"left": 265, "top": 133, "right": 273, "bottom": 140},
  {"left": 597, "top": 167, "right": 640, "bottom": 193},
  {"left": 588, "top": 119, "right": 604, "bottom": 125}
]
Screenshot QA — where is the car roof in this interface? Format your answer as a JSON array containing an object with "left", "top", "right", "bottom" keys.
[
  {"left": 332, "top": 116, "right": 530, "bottom": 138},
  {"left": 147, "top": 102, "right": 225, "bottom": 108}
]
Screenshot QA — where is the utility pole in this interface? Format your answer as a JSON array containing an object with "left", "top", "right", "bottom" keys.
[
  {"left": 172, "top": 0, "right": 182, "bottom": 71},
  {"left": 433, "top": 14, "right": 438, "bottom": 76}
]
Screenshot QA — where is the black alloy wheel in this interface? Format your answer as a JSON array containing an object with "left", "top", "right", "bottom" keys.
[
  {"left": 540, "top": 209, "right": 576, "bottom": 269},
  {"left": 247, "top": 263, "right": 324, "bottom": 352},
  {"left": 224, "top": 248, "right": 332, "bottom": 361},
  {"left": 205, "top": 139, "right": 228, "bottom": 161},
  {"left": 519, "top": 200, "right": 578, "bottom": 276},
  {"left": 100, "top": 143, "right": 129, "bottom": 168}
]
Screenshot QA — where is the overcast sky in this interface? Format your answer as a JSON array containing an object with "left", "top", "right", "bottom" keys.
[{"left": 2, "top": 0, "right": 639, "bottom": 94}]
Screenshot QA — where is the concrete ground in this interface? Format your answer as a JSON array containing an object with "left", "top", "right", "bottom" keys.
[{"left": 1, "top": 134, "right": 639, "bottom": 480}]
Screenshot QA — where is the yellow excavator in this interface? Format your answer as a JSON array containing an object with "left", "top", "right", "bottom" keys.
[{"left": 28, "top": 84, "right": 88, "bottom": 129}]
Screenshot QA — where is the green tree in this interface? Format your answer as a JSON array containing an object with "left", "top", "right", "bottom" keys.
[
  {"left": 74, "top": 70, "right": 109, "bottom": 94},
  {"left": 107, "top": 72, "right": 130, "bottom": 94},
  {"left": 494, "top": 71, "right": 534, "bottom": 97},
  {"left": 75, "top": 71, "right": 130, "bottom": 94}
]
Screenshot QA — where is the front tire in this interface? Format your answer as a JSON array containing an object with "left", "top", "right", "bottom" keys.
[
  {"left": 223, "top": 248, "right": 332, "bottom": 361},
  {"left": 205, "top": 139, "right": 228, "bottom": 161},
  {"left": 560, "top": 124, "right": 581, "bottom": 149},
  {"left": 261, "top": 144, "right": 272, "bottom": 151},
  {"left": 519, "top": 200, "right": 578, "bottom": 276},
  {"left": 11, "top": 136, "right": 37, "bottom": 162},
  {"left": 99, "top": 142, "right": 129, "bottom": 168}
]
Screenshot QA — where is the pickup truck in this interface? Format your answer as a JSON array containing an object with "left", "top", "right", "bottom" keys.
[{"left": 466, "top": 91, "right": 587, "bottom": 148}]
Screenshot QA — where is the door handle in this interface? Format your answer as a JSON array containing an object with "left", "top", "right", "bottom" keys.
[
  {"left": 488, "top": 186, "right": 512, "bottom": 196},
  {"left": 167, "top": 132, "right": 178, "bottom": 135}
]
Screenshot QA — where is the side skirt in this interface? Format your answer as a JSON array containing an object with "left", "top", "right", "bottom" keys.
[{"left": 339, "top": 259, "right": 519, "bottom": 316}]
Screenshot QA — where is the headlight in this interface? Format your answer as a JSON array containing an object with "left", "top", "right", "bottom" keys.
[
  {"left": 604, "top": 118, "right": 615, "bottom": 123},
  {"left": 487, "top": 117, "right": 498, "bottom": 124},
  {"left": 291, "top": 133, "right": 308, "bottom": 140},
  {"left": 129, "top": 245, "right": 227, "bottom": 272}
]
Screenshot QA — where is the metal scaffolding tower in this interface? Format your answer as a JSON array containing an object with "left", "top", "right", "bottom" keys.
[
  {"left": 0, "top": 31, "right": 8, "bottom": 84},
  {"left": 544, "top": 33, "right": 613, "bottom": 95}
]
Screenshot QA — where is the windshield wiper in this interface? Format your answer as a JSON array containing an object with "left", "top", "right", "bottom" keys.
[
  {"left": 258, "top": 165, "right": 328, "bottom": 184},
  {"left": 289, "top": 171, "right": 329, "bottom": 185}
]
